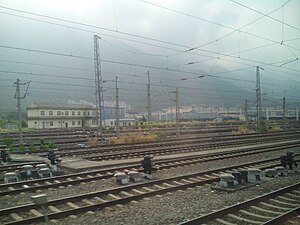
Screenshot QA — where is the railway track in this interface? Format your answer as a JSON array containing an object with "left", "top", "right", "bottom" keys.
[
  {"left": 1, "top": 126, "right": 237, "bottom": 145},
  {"left": 0, "top": 158, "right": 296, "bottom": 225},
  {"left": 39, "top": 131, "right": 300, "bottom": 158},
  {"left": 1, "top": 141, "right": 299, "bottom": 196},
  {"left": 179, "top": 182, "right": 300, "bottom": 225},
  {"left": 1, "top": 131, "right": 298, "bottom": 174},
  {"left": 81, "top": 133, "right": 300, "bottom": 160}
]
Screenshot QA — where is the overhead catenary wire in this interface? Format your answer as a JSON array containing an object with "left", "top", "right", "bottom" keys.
[
  {"left": 139, "top": 0, "right": 298, "bottom": 57},
  {"left": 0, "top": 4, "right": 299, "bottom": 60}
]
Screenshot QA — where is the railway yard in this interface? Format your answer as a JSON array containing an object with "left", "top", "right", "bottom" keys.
[{"left": 0, "top": 123, "right": 300, "bottom": 225}]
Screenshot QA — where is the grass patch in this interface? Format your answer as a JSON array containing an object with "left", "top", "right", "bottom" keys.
[{"left": 109, "top": 133, "right": 158, "bottom": 144}]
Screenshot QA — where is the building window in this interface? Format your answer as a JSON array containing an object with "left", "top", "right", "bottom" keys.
[
  {"left": 78, "top": 111, "right": 81, "bottom": 116},
  {"left": 72, "top": 121, "right": 75, "bottom": 125},
  {"left": 78, "top": 120, "right": 81, "bottom": 125},
  {"left": 50, "top": 121, "right": 53, "bottom": 126},
  {"left": 92, "top": 110, "right": 96, "bottom": 115},
  {"left": 72, "top": 111, "right": 75, "bottom": 116},
  {"left": 34, "top": 121, "right": 37, "bottom": 124},
  {"left": 49, "top": 111, "right": 53, "bottom": 116},
  {"left": 57, "top": 111, "right": 61, "bottom": 116},
  {"left": 87, "top": 111, "right": 90, "bottom": 116},
  {"left": 40, "top": 111, "right": 45, "bottom": 116},
  {"left": 92, "top": 119, "right": 98, "bottom": 125},
  {"left": 65, "top": 111, "right": 69, "bottom": 116},
  {"left": 83, "top": 111, "right": 86, "bottom": 116}
]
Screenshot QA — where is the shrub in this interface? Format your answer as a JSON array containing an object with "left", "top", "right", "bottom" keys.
[
  {"left": 235, "top": 124, "right": 254, "bottom": 134},
  {"left": 19, "top": 144, "right": 26, "bottom": 151},
  {"left": 40, "top": 144, "right": 49, "bottom": 150},
  {"left": 29, "top": 144, "right": 36, "bottom": 151},
  {"left": 1, "top": 138, "right": 13, "bottom": 147},
  {"left": 256, "top": 120, "right": 268, "bottom": 133},
  {"left": 8, "top": 144, "right": 15, "bottom": 152},
  {"left": 48, "top": 142, "right": 57, "bottom": 149}
]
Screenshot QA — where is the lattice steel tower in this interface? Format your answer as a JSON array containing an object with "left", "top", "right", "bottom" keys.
[
  {"left": 94, "top": 35, "right": 104, "bottom": 131},
  {"left": 256, "top": 66, "right": 262, "bottom": 122}
]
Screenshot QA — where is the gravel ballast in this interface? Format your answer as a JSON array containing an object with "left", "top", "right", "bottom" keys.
[{"left": 0, "top": 147, "right": 299, "bottom": 225}]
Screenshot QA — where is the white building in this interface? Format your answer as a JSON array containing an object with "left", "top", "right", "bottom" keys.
[{"left": 27, "top": 104, "right": 98, "bottom": 129}]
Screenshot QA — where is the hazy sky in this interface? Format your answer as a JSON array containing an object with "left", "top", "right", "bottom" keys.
[{"left": 0, "top": 0, "right": 300, "bottom": 112}]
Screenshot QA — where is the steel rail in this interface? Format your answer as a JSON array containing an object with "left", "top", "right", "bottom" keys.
[
  {"left": 0, "top": 159, "right": 294, "bottom": 225},
  {"left": 0, "top": 141, "right": 299, "bottom": 196},
  {"left": 178, "top": 183, "right": 300, "bottom": 225}
]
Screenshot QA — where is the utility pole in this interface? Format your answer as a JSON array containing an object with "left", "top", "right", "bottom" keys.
[
  {"left": 14, "top": 79, "right": 30, "bottom": 145},
  {"left": 244, "top": 99, "right": 248, "bottom": 126},
  {"left": 282, "top": 96, "right": 287, "bottom": 130},
  {"left": 283, "top": 97, "right": 286, "bottom": 121},
  {"left": 115, "top": 76, "right": 120, "bottom": 137},
  {"left": 256, "top": 66, "right": 262, "bottom": 124},
  {"left": 176, "top": 87, "right": 180, "bottom": 136},
  {"left": 94, "top": 35, "right": 104, "bottom": 138},
  {"left": 147, "top": 71, "right": 152, "bottom": 131}
]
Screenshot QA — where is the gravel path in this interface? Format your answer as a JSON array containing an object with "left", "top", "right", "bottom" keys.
[{"left": 1, "top": 147, "right": 299, "bottom": 225}]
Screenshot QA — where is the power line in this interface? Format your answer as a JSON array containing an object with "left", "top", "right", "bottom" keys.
[
  {"left": 0, "top": 4, "right": 299, "bottom": 60},
  {"left": 139, "top": 0, "right": 298, "bottom": 55},
  {"left": 229, "top": 0, "right": 300, "bottom": 32},
  {"left": 2, "top": 42, "right": 299, "bottom": 76}
]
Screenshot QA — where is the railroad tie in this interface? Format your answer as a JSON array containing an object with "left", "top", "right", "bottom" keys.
[
  {"left": 9, "top": 213, "right": 22, "bottom": 221},
  {"left": 45, "top": 181, "right": 52, "bottom": 185},
  {"left": 277, "top": 196, "right": 300, "bottom": 203},
  {"left": 250, "top": 206, "right": 282, "bottom": 215},
  {"left": 120, "top": 191, "right": 134, "bottom": 197},
  {"left": 286, "top": 193, "right": 300, "bottom": 199},
  {"left": 172, "top": 181, "right": 184, "bottom": 186},
  {"left": 215, "top": 218, "right": 236, "bottom": 225},
  {"left": 76, "top": 176, "right": 83, "bottom": 180},
  {"left": 188, "top": 177, "right": 201, "bottom": 182},
  {"left": 203, "top": 174, "right": 216, "bottom": 179},
  {"left": 239, "top": 210, "right": 273, "bottom": 220},
  {"left": 66, "top": 178, "right": 73, "bottom": 181},
  {"left": 212, "top": 173, "right": 221, "bottom": 177},
  {"left": 82, "top": 199, "right": 95, "bottom": 205},
  {"left": 30, "top": 209, "right": 43, "bottom": 217},
  {"left": 260, "top": 202, "right": 293, "bottom": 211},
  {"left": 181, "top": 179, "right": 193, "bottom": 183},
  {"left": 93, "top": 196, "right": 107, "bottom": 202},
  {"left": 66, "top": 202, "right": 80, "bottom": 209},
  {"left": 153, "top": 184, "right": 165, "bottom": 189},
  {"left": 108, "top": 193, "right": 121, "bottom": 200},
  {"left": 227, "top": 213, "right": 263, "bottom": 224},
  {"left": 142, "top": 187, "right": 155, "bottom": 192},
  {"left": 106, "top": 172, "right": 114, "bottom": 175},
  {"left": 53, "top": 180, "right": 61, "bottom": 184},
  {"left": 131, "top": 189, "right": 145, "bottom": 195},
  {"left": 48, "top": 205, "right": 62, "bottom": 213},
  {"left": 8, "top": 187, "right": 15, "bottom": 191},
  {"left": 292, "top": 190, "right": 300, "bottom": 195},
  {"left": 163, "top": 182, "right": 175, "bottom": 188},
  {"left": 269, "top": 199, "right": 299, "bottom": 207}
]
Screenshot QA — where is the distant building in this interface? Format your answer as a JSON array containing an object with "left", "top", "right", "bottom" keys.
[
  {"left": 152, "top": 105, "right": 300, "bottom": 121},
  {"left": 26, "top": 103, "right": 129, "bottom": 129}
]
